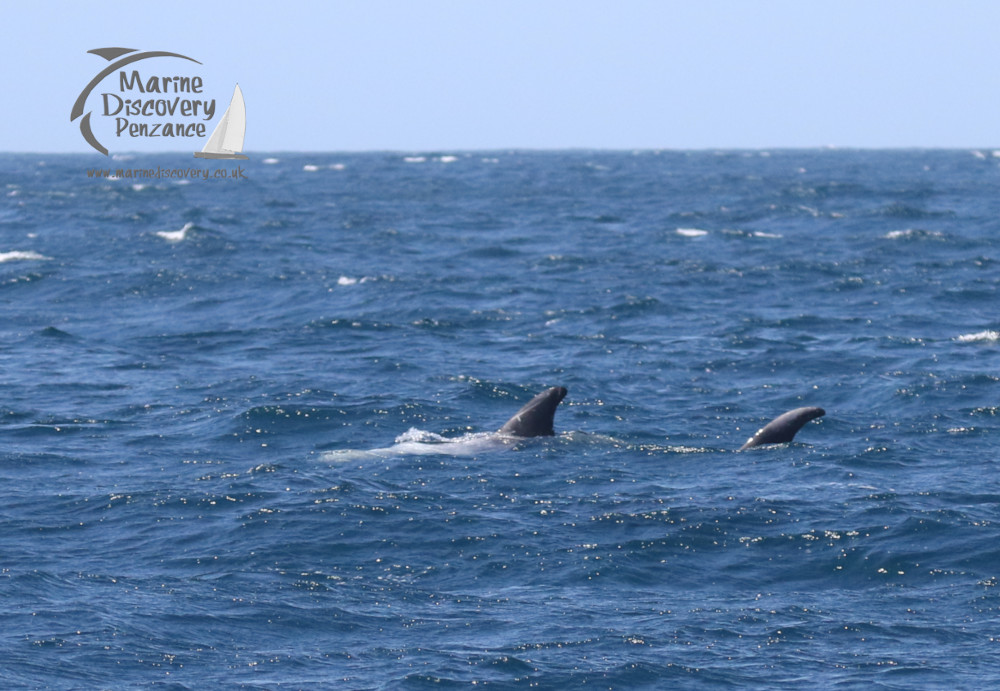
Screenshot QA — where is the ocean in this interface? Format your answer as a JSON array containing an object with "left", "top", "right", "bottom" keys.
[{"left": 2, "top": 149, "right": 1000, "bottom": 689}]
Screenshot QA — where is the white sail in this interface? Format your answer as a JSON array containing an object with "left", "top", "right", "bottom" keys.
[{"left": 195, "top": 84, "right": 248, "bottom": 159}]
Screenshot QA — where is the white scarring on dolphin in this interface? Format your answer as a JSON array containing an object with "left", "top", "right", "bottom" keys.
[
  {"left": 738, "top": 406, "right": 826, "bottom": 451},
  {"left": 498, "top": 386, "right": 568, "bottom": 437}
]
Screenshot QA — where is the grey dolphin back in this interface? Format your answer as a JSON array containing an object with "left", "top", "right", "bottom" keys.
[
  {"left": 738, "top": 406, "right": 826, "bottom": 451},
  {"left": 498, "top": 386, "right": 568, "bottom": 437}
]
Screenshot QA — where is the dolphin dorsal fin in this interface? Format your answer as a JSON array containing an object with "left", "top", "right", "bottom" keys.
[
  {"left": 739, "top": 406, "right": 825, "bottom": 450},
  {"left": 498, "top": 386, "right": 568, "bottom": 437}
]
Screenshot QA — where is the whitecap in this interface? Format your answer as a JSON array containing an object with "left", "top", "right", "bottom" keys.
[
  {"left": 330, "top": 163, "right": 346, "bottom": 171},
  {"left": 676, "top": 228, "right": 709, "bottom": 237},
  {"left": 752, "top": 231, "right": 783, "bottom": 238},
  {"left": 337, "top": 275, "right": 375, "bottom": 286},
  {"left": 404, "top": 156, "right": 426, "bottom": 163},
  {"left": 303, "top": 164, "right": 320, "bottom": 172},
  {"left": 885, "top": 228, "right": 941, "bottom": 240},
  {"left": 0, "top": 250, "right": 50, "bottom": 262},
  {"left": 156, "top": 222, "right": 194, "bottom": 243},
  {"left": 956, "top": 330, "right": 1000, "bottom": 343},
  {"left": 394, "top": 428, "right": 447, "bottom": 444},
  {"left": 438, "top": 155, "right": 458, "bottom": 163},
  {"left": 263, "top": 158, "right": 280, "bottom": 164}
]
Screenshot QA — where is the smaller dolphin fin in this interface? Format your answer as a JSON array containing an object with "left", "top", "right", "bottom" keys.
[
  {"left": 739, "top": 406, "right": 825, "bottom": 451},
  {"left": 498, "top": 386, "right": 568, "bottom": 437}
]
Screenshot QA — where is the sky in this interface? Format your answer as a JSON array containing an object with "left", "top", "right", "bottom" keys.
[{"left": 3, "top": 0, "right": 1000, "bottom": 153}]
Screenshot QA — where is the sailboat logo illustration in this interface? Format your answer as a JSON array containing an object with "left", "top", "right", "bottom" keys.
[{"left": 195, "top": 84, "right": 249, "bottom": 159}]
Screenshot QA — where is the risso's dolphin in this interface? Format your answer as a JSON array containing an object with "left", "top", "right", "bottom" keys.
[
  {"left": 738, "top": 406, "right": 825, "bottom": 451},
  {"left": 498, "top": 386, "right": 568, "bottom": 437}
]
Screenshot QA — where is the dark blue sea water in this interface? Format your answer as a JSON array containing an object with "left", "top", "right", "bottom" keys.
[{"left": 2, "top": 149, "right": 1000, "bottom": 689}]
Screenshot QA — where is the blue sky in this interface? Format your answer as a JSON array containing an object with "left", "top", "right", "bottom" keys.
[{"left": 4, "top": 0, "right": 1000, "bottom": 152}]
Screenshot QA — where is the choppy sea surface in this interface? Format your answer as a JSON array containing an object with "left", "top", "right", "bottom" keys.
[{"left": 3, "top": 149, "right": 1000, "bottom": 689}]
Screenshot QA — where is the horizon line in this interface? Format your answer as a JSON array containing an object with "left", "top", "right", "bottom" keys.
[{"left": 3, "top": 145, "right": 1000, "bottom": 156}]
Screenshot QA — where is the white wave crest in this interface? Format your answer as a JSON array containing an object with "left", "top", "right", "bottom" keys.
[
  {"left": 337, "top": 275, "right": 375, "bottom": 286},
  {"left": 956, "top": 330, "right": 1000, "bottom": 343},
  {"left": 156, "top": 222, "right": 194, "bottom": 243},
  {"left": 0, "top": 250, "right": 50, "bottom": 262},
  {"left": 394, "top": 427, "right": 449, "bottom": 444},
  {"left": 885, "top": 228, "right": 942, "bottom": 240},
  {"left": 676, "top": 228, "right": 709, "bottom": 237}
]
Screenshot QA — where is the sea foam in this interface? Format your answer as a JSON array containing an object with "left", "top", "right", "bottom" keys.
[
  {"left": 0, "top": 250, "right": 50, "bottom": 262},
  {"left": 156, "top": 222, "right": 194, "bottom": 243},
  {"left": 955, "top": 330, "right": 1000, "bottom": 343}
]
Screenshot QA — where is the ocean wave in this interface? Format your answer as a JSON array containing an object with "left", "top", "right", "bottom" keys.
[
  {"left": 336, "top": 275, "right": 376, "bottom": 286},
  {"left": 884, "top": 228, "right": 943, "bottom": 240},
  {"left": 7, "top": 150, "right": 1000, "bottom": 689},
  {"left": 877, "top": 204, "right": 951, "bottom": 220},
  {"left": 155, "top": 222, "right": 195, "bottom": 242},
  {"left": 0, "top": 250, "right": 50, "bottom": 262},
  {"left": 955, "top": 330, "right": 1000, "bottom": 343}
]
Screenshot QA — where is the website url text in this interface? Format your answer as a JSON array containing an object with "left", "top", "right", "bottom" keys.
[{"left": 86, "top": 166, "right": 247, "bottom": 181}]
